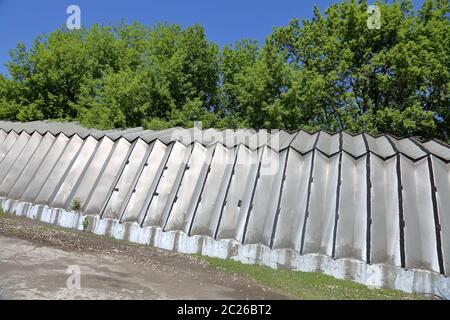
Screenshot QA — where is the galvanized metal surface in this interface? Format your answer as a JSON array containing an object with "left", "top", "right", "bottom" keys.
[{"left": 1, "top": 120, "right": 449, "bottom": 296}]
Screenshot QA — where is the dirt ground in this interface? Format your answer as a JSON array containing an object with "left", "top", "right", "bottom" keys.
[{"left": 0, "top": 214, "right": 289, "bottom": 300}]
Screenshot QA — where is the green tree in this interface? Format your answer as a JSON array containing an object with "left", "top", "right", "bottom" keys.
[
  {"left": 269, "top": 0, "right": 449, "bottom": 138},
  {"left": 0, "top": 0, "right": 448, "bottom": 140}
]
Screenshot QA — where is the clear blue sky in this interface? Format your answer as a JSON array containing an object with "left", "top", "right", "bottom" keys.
[{"left": 0, "top": 0, "right": 424, "bottom": 75}]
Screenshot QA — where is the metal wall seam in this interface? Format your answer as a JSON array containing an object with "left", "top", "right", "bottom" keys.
[
  {"left": 430, "top": 155, "right": 450, "bottom": 275},
  {"left": 399, "top": 155, "right": 440, "bottom": 272},
  {"left": 159, "top": 142, "right": 197, "bottom": 231},
  {"left": 97, "top": 138, "right": 138, "bottom": 218},
  {"left": 331, "top": 132, "right": 343, "bottom": 259},
  {"left": 334, "top": 152, "right": 368, "bottom": 261},
  {"left": 426, "top": 155, "right": 445, "bottom": 274},
  {"left": 83, "top": 138, "right": 132, "bottom": 215},
  {"left": 216, "top": 146, "right": 258, "bottom": 241},
  {"left": 48, "top": 136, "right": 98, "bottom": 207},
  {"left": 201, "top": 144, "right": 236, "bottom": 238},
  {"left": 409, "top": 137, "right": 445, "bottom": 274},
  {"left": 138, "top": 142, "right": 175, "bottom": 226},
  {"left": 299, "top": 132, "right": 321, "bottom": 254},
  {"left": 213, "top": 144, "right": 241, "bottom": 239},
  {"left": 386, "top": 135, "right": 406, "bottom": 268},
  {"left": 101, "top": 139, "right": 150, "bottom": 220},
  {"left": 6, "top": 133, "right": 56, "bottom": 200},
  {"left": 369, "top": 154, "right": 401, "bottom": 266},
  {"left": 301, "top": 151, "right": 340, "bottom": 256},
  {"left": 162, "top": 142, "right": 208, "bottom": 231},
  {"left": 362, "top": 133, "right": 372, "bottom": 264},
  {"left": 269, "top": 132, "right": 295, "bottom": 248},
  {"left": 68, "top": 137, "right": 116, "bottom": 211},
  {"left": 190, "top": 144, "right": 236, "bottom": 237},
  {"left": 269, "top": 148, "right": 290, "bottom": 248},
  {"left": 117, "top": 141, "right": 156, "bottom": 222},
  {"left": 240, "top": 148, "right": 265, "bottom": 244},
  {"left": 120, "top": 140, "right": 168, "bottom": 223},
  {"left": 210, "top": 150, "right": 243, "bottom": 235},
  {"left": 61, "top": 136, "right": 106, "bottom": 210},
  {"left": 241, "top": 146, "right": 283, "bottom": 246},
  {"left": 271, "top": 149, "right": 312, "bottom": 251},
  {"left": 142, "top": 142, "right": 191, "bottom": 228},
  {"left": 185, "top": 143, "right": 219, "bottom": 235}
]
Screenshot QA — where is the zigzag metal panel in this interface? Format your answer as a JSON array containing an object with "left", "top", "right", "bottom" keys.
[{"left": 0, "top": 120, "right": 450, "bottom": 295}]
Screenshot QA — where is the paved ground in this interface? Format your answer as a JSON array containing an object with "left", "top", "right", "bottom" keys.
[{"left": 0, "top": 215, "right": 289, "bottom": 300}]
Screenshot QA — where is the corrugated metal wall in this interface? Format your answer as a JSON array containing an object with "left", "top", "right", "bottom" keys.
[{"left": 0, "top": 120, "right": 449, "bottom": 281}]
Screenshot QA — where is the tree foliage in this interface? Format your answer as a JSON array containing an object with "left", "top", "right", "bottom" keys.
[{"left": 0, "top": 0, "right": 448, "bottom": 140}]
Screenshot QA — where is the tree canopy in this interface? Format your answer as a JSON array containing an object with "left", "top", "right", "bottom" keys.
[{"left": 0, "top": 0, "right": 449, "bottom": 140}]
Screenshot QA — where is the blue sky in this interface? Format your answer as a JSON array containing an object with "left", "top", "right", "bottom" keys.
[{"left": 0, "top": 0, "right": 424, "bottom": 75}]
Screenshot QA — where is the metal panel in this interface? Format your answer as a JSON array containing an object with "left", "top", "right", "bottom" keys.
[
  {"left": 370, "top": 155, "right": 401, "bottom": 266},
  {"left": 221, "top": 129, "right": 239, "bottom": 148},
  {"left": 391, "top": 137, "right": 427, "bottom": 160},
  {"left": 121, "top": 140, "right": 168, "bottom": 223},
  {"left": 234, "top": 149, "right": 264, "bottom": 242},
  {"left": 365, "top": 134, "right": 396, "bottom": 159},
  {"left": 423, "top": 140, "right": 450, "bottom": 161},
  {"left": 202, "top": 128, "right": 222, "bottom": 146},
  {"left": 141, "top": 141, "right": 189, "bottom": 227},
  {"left": 268, "top": 130, "right": 295, "bottom": 151},
  {"left": 103, "top": 139, "right": 150, "bottom": 219},
  {"left": 431, "top": 156, "right": 450, "bottom": 275},
  {"left": 189, "top": 143, "right": 235, "bottom": 237},
  {"left": 50, "top": 136, "right": 99, "bottom": 208},
  {"left": 401, "top": 155, "right": 439, "bottom": 272},
  {"left": 0, "top": 130, "right": 6, "bottom": 145},
  {"left": 0, "top": 132, "right": 42, "bottom": 194},
  {"left": 162, "top": 142, "right": 208, "bottom": 231},
  {"left": 0, "top": 131, "right": 18, "bottom": 163},
  {"left": 34, "top": 135, "right": 84, "bottom": 204},
  {"left": 245, "top": 130, "right": 271, "bottom": 150},
  {"left": 334, "top": 153, "right": 367, "bottom": 261},
  {"left": 316, "top": 132, "right": 340, "bottom": 155},
  {"left": 302, "top": 152, "right": 339, "bottom": 256},
  {"left": 342, "top": 132, "right": 367, "bottom": 158},
  {"left": 272, "top": 149, "right": 312, "bottom": 250},
  {"left": 6, "top": 133, "right": 56, "bottom": 199},
  {"left": 69, "top": 137, "right": 115, "bottom": 210},
  {"left": 84, "top": 138, "right": 132, "bottom": 215},
  {"left": 0, "top": 132, "right": 30, "bottom": 175},
  {"left": 241, "top": 146, "right": 283, "bottom": 245},
  {"left": 215, "top": 146, "right": 257, "bottom": 240},
  {"left": 21, "top": 134, "right": 70, "bottom": 202},
  {"left": 289, "top": 131, "right": 318, "bottom": 154}
]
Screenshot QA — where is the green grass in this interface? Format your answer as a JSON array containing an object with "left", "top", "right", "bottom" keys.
[
  {"left": 0, "top": 208, "right": 7, "bottom": 218},
  {"left": 196, "top": 255, "right": 425, "bottom": 300}
]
